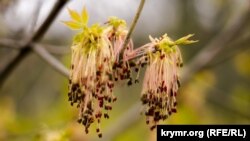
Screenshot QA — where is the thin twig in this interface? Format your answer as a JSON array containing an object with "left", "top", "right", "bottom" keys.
[
  {"left": 43, "top": 44, "right": 70, "bottom": 55},
  {"left": 0, "top": 0, "right": 68, "bottom": 87},
  {"left": 30, "top": 0, "right": 68, "bottom": 42},
  {"left": 32, "top": 44, "right": 69, "bottom": 77},
  {"left": 0, "top": 38, "right": 69, "bottom": 77},
  {"left": 121, "top": 0, "right": 145, "bottom": 50},
  {"left": 0, "top": 38, "right": 70, "bottom": 55},
  {"left": 0, "top": 38, "right": 25, "bottom": 49}
]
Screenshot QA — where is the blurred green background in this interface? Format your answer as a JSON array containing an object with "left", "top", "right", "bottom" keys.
[{"left": 0, "top": 0, "right": 249, "bottom": 141}]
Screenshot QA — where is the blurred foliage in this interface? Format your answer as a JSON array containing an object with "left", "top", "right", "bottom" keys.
[
  {"left": 234, "top": 50, "right": 250, "bottom": 77},
  {"left": 0, "top": 0, "right": 249, "bottom": 141}
]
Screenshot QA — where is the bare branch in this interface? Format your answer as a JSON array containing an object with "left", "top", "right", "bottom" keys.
[
  {"left": 30, "top": 0, "right": 68, "bottom": 42},
  {"left": 0, "top": 38, "right": 70, "bottom": 55},
  {"left": 121, "top": 0, "right": 145, "bottom": 50},
  {"left": 0, "top": 37, "right": 69, "bottom": 77},
  {"left": 43, "top": 44, "right": 70, "bottom": 55},
  {"left": 32, "top": 44, "right": 69, "bottom": 77},
  {"left": 0, "top": 0, "right": 68, "bottom": 87},
  {"left": 0, "top": 38, "right": 25, "bottom": 49}
]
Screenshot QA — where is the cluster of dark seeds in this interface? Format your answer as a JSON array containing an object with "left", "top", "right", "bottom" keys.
[
  {"left": 141, "top": 87, "right": 178, "bottom": 130},
  {"left": 138, "top": 47, "right": 183, "bottom": 130},
  {"left": 122, "top": 54, "right": 149, "bottom": 86},
  {"left": 112, "top": 62, "right": 132, "bottom": 81},
  {"left": 68, "top": 49, "right": 118, "bottom": 138},
  {"left": 112, "top": 59, "right": 145, "bottom": 87}
]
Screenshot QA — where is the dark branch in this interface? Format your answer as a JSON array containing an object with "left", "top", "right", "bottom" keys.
[
  {"left": 30, "top": 0, "right": 68, "bottom": 42},
  {"left": 0, "top": 0, "right": 68, "bottom": 87}
]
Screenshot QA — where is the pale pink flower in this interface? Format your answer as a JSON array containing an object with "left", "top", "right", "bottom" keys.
[
  {"left": 68, "top": 17, "right": 135, "bottom": 137},
  {"left": 68, "top": 24, "right": 116, "bottom": 137},
  {"left": 129, "top": 34, "right": 190, "bottom": 129}
]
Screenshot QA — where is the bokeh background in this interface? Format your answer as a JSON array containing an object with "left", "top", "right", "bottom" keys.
[{"left": 0, "top": 0, "right": 249, "bottom": 141}]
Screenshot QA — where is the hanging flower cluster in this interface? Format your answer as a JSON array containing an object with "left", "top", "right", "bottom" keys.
[
  {"left": 64, "top": 8, "right": 134, "bottom": 138},
  {"left": 63, "top": 7, "right": 197, "bottom": 138},
  {"left": 125, "top": 34, "right": 197, "bottom": 130}
]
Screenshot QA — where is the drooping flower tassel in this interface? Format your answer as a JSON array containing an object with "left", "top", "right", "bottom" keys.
[
  {"left": 64, "top": 8, "right": 133, "bottom": 138},
  {"left": 125, "top": 34, "right": 197, "bottom": 129}
]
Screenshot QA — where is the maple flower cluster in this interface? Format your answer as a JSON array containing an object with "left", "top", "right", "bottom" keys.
[
  {"left": 125, "top": 34, "right": 197, "bottom": 130},
  {"left": 64, "top": 8, "right": 197, "bottom": 137}
]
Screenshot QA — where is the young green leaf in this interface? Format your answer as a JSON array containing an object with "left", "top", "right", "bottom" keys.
[
  {"left": 175, "top": 34, "right": 198, "bottom": 45},
  {"left": 81, "top": 7, "right": 89, "bottom": 25},
  {"left": 67, "top": 8, "right": 81, "bottom": 23},
  {"left": 62, "top": 21, "right": 82, "bottom": 30}
]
